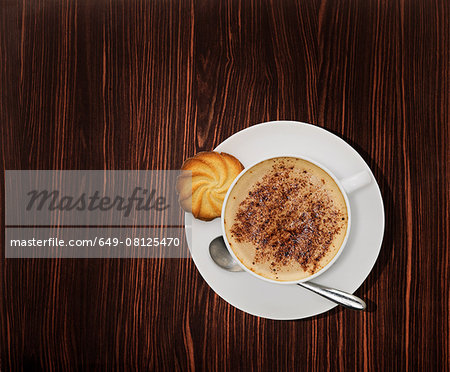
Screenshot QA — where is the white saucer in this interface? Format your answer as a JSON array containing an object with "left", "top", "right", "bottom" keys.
[{"left": 185, "top": 121, "right": 385, "bottom": 320}]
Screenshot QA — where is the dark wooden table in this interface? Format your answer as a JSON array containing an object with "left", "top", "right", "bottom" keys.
[{"left": 1, "top": 0, "right": 448, "bottom": 370}]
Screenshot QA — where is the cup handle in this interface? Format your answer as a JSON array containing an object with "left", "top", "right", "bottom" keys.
[{"left": 340, "top": 170, "right": 372, "bottom": 194}]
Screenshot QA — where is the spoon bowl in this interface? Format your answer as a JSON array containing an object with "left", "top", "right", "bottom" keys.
[{"left": 209, "top": 236, "right": 244, "bottom": 272}]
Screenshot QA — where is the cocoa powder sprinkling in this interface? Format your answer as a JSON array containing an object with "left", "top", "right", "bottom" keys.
[{"left": 230, "top": 160, "right": 345, "bottom": 274}]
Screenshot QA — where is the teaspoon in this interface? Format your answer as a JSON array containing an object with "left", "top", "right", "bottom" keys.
[{"left": 209, "top": 236, "right": 366, "bottom": 311}]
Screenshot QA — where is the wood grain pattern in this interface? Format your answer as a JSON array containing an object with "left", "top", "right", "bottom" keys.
[{"left": 1, "top": 0, "right": 448, "bottom": 370}]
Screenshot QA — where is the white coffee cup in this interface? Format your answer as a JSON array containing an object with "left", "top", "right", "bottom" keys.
[{"left": 221, "top": 154, "right": 371, "bottom": 285}]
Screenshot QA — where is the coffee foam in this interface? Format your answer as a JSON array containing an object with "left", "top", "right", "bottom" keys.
[{"left": 224, "top": 157, "right": 348, "bottom": 281}]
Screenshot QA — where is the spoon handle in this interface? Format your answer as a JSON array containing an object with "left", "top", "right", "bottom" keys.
[{"left": 298, "top": 282, "right": 367, "bottom": 310}]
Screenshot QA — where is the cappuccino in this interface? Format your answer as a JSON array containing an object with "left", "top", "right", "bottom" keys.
[{"left": 224, "top": 157, "right": 348, "bottom": 281}]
